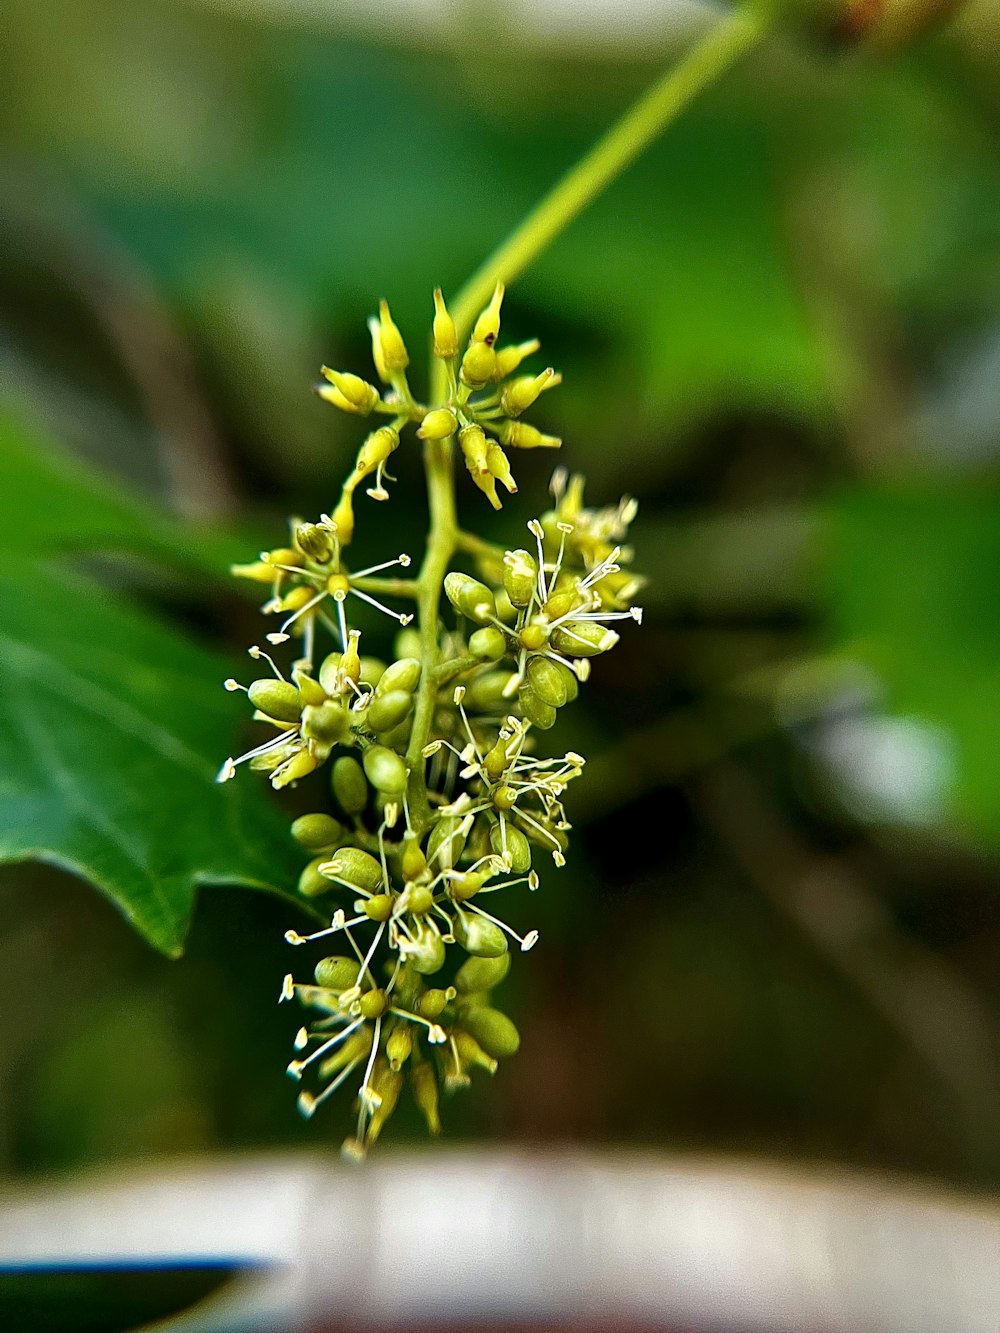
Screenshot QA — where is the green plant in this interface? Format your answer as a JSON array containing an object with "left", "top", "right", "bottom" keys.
[{"left": 214, "top": 10, "right": 782, "bottom": 1152}]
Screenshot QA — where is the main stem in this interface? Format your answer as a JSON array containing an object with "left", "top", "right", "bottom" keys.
[
  {"left": 449, "top": 6, "right": 770, "bottom": 342},
  {"left": 404, "top": 5, "right": 770, "bottom": 824}
]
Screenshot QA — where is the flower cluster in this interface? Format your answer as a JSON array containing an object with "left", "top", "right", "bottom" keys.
[{"left": 221, "top": 287, "right": 642, "bottom": 1156}]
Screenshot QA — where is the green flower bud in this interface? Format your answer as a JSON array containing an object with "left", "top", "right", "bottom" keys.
[
  {"left": 485, "top": 443, "right": 517, "bottom": 496},
  {"left": 469, "top": 626, "right": 507, "bottom": 661},
  {"left": 359, "top": 987, "right": 388, "bottom": 1020},
  {"left": 332, "top": 755, "right": 368, "bottom": 816},
  {"left": 401, "top": 831, "right": 428, "bottom": 881},
  {"left": 301, "top": 700, "right": 349, "bottom": 747},
  {"left": 360, "top": 657, "right": 387, "bottom": 688},
  {"left": 298, "top": 856, "right": 332, "bottom": 898},
  {"left": 376, "top": 657, "right": 421, "bottom": 695},
  {"left": 410, "top": 1061, "right": 441, "bottom": 1134},
  {"left": 426, "top": 815, "right": 468, "bottom": 869},
  {"left": 519, "top": 684, "right": 556, "bottom": 730},
  {"left": 459, "top": 424, "right": 501, "bottom": 511},
  {"left": 493, "top": 338, "right": 540, "bottom": 379},
  {"left": 366, "top": 689, "right": 413, "bottom": 734},
  {"left": 500, "top": 368, "right": 559, "bottom": 417},
  {"left": 489, "top": 822, "right": 532, "bottom": 873},
  {"left": 502, "top": 549, "right": 538, "bottom": 607},
  {"left": 395, "top": 626, "right": 422, "bottom": 660},
  {"left": 452, "top": 1029, "right": 497, "bottom": 1075},
  {"left": 526, "top": 654, "right": 569, "bottom": 708},
  {"left": 460, "top": 339, "right": 497, "bottom": 390},
  {"left": 330, "top": 490, "right": 355, "bottom": 543},
  {"left": 454, "top": 912, "right": 508, "bottom": 958},
  {"left": 472, "top": 281, "right": 504, "bottom": 346},
  {"left": 463, "top": 670, "right": 517, "bottom": 711},
  {"left": 318, "top": 652, "right": 343, "bottom": 696},
  {"left": 418, "top": 407, "right": 458, "bottom": 441},
  {"left": 314, "top": 955, "right": 362, "bottom": 990},
  {"left": 444, "top": 572, "right": 497, "bottom": 626},
  {"left": 322, "top": 846, "right": 384, "bottom": 892},
  {"left": 550, "top": 622, "right": 619, "bottom": 657},
  {"left": 291, "top": 813, "right": 344, "bottom": 852},
  {"left": 418, "top": 988, "right": 449, "bottom": 1019},
  {"left": 376, "top": 299, "right": 409, "bottom": 372},
  {"left": 363, "top": 894, "right": 394, "bottom": 922},
  {"left": 432, "top": 288, "right": 459, "bottom": 360},
  {"left": 247, "top": 679, "right": 303, "bottom": 723},
  {"left": 320, "top": 367, "right": 380, "bottom": 414},
  {"left": 386, "top": 1025, "right": 414, "bottom": 1071},
  {"left": 363, "top": 744, "right": 408, "bottom": 796},
  {"left": 294, "top": 522, "right": 336, "bottom": 563},
  {"left": 454, "top": 952, "right": 511, "bottom": 993},
  {"left": 461, "top": 1006, "right": 520, "bottom": 1059},
  {"left": 355, "top": 426, "right": 400, "bottom": 480},
  {"left": 499, "top": 420, "right": 561, "bottom": 450},
  {"left": 409, "top": 928, "right": 446, "bottom": 975},
  {"left": 366, "top": 1062, "right": 404, "bottom": 1144}
]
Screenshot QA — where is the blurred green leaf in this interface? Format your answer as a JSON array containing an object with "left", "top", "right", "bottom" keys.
[
  {"left": 823, "top": 486, "right": 1000, "bottom": 843},
  {"left": 0, "top": 560, "right": 306, "bottom": 956},
  {"left": 0, "top": 406, "right": 242, "bottom": 572}
]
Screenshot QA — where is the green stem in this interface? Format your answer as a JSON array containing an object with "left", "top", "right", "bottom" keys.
[
  {"left": 449, "top": 7, "right": 770, "bottom": 341},
  {"left": 405, "top": 6, "right": 770, "bottom": 827}
]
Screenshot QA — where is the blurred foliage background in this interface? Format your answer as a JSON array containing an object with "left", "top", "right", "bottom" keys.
[{"left": 2, "top": 0, "right": 1000, "bottom": 1212}]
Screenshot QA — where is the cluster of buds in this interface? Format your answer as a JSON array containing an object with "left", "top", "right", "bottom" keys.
[
  {"left": 222, "top": 289, "right": 643, "bottom": 1156},
  {"left": 316, "top": 284, "right": 561, "bottom": 527}
]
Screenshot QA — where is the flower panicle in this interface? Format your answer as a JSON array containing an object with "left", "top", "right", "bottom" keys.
[{"left": 222, "top": 288, "right": 644, "bottom": 1155}]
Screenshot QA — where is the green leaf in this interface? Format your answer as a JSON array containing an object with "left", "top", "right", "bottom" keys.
[
  {"left": 0, "top": 406, "right": 242, "bottom": 573},
  {"left": 822, "top": 486, "right": 1000, "bottom": 844},
  {"left": 0, "top": 560, "right": 306, "bottom": 956}
]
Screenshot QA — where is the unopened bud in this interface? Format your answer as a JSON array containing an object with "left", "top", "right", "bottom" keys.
[
  {"left": 320, "top": 367, "right": 380, "bottom": 414},
  {"left": 472, "top": 282, "right": 504, "bottom": 346},
  {"left": 248, "top": 679, "right": 303, "bottom": 723},
  {"left": 550, "top": 621, "right": 619, "bottom": 657},
  {"left": 444, "top": 572, "right": 497, "bottom": 626},
  {"left": 490, "top": 822, "right": 532, "bottom": 873},
  {"left": 366, "top": 689, "right": 412, "bottom": 733},
  {"left": 469, "top": 626, "right": 507, "bottom": 661},
  {"left": 503, "top": 549, "right": 537, "bottom": 607},
  {"left": 314, "top": 955, "right": 362, "bottom": 991},
  {"left": 418, "top": 407, "right": 458, "bottom": 441},
  {"left": 454, "top": 952, "right": 511, "bottom": 993},
  {"left": 460, "top": 339, "right": 497, "bottom": 390},
  {"left": 461, "top": 1006, "right": 520, "bottom": 1059},
  {"left": 321, "top": 846, "right": 384, "bottom": 892},
  {"left": 410, "top": 1062, "right": 441, "bottom": 1134},
  {"left": 292, "top": 813, "right": 344, "bottom": 852},
  {"left": 453, "top": 1029, "right": 498, "bottom": 1075},
  {"left": 500, "top": 420, "right": 561, "bottom": 450},
  {"left": 486, "top": 444, "right": 517, "bottom": 496},
  {"left": 519, "top": 684, "right": 557, "bottom": 730},
  {"left": 454, "top": 912, "right": 508, "bottom": 958},
  {"left": 386, "top": 1025, "right": 414, "bottom": 1071},
  {"left": 376, "top": 657, "right": 421, "bottom": 695},
  {"left": 526, "top": 654, "right": 569, "bottom": 708},
  {"left": 376, "top": 299, "right": 409, "bottom": 372},
  {"left": 355, "top": 426, "right": 399, "bottom": 480},
  {"left": 432, "top": 287, "right": 459, "bottom": 359},
  {"left": 500, "top": 368, "right": 559, "bottom": 417},
  {"left": 493, "top": 338, "right": 540, "bottom": 380},
  {"left": 359, "top": 987, "right": 388, "bottom": 1020},
  {"left": 298, "top": 856, "right": 332, "bottom": 898},
  {"left": 363, "top": 744, "right": 408, "bottom": 796}
]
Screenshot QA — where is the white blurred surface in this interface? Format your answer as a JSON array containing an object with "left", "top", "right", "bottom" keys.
[{"left": 1, "top": 1151, "right": 999, "bottom": 1332}]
